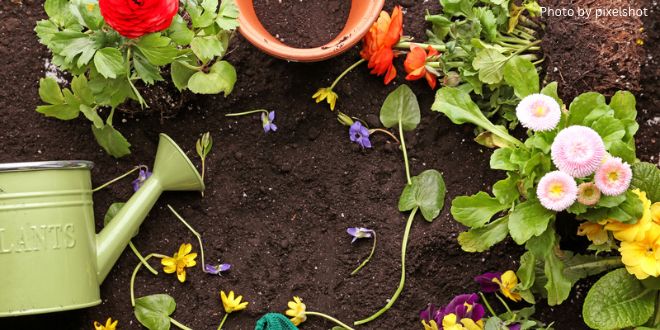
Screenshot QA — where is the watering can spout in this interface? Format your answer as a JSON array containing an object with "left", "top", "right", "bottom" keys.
[{"left": 95, "top": 134, "right": 204, "bottom": 282}]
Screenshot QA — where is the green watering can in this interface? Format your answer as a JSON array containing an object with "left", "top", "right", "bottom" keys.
[{"left": 0, "top": 134, "right": 204, "bottom": 317}]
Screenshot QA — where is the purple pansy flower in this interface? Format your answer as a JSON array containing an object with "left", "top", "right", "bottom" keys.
[
  {"left": 131, "top": 167, "right": 152, "bottom": 192},
  {"left": 347, "top": 227, "right": 374, "bottom": 243},
  {"left": 204, "top": 263, "right": 231, "bottom": 275},
  {"left": 474, "top": 272, "right": 503, "bottom": 293},
  {"left": 442, "top": 293, "right": 485, "bottom": 322},
  {"left": 420, "top": 303, "right": 443, "bottom": 325},
  {"left": 261, "top": 111, "right": 277, "bottom": 133},
  {"left": 508, "top": 323, "right": 522, "bottom": 330},
  {"left": 349, "top": 122, "right": 371, "bottom": 149}
]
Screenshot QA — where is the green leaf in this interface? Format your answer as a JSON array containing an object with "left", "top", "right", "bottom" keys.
[
  {"left": 133, "top": 52, "right": 164, "bottom": 85},
  {"left": 516, "top": 251, "right": 536, "bottom": 290},
  {"left": 493, "top": 173, "right": 520, "bottom": 205},
  {"left": 36, "top": 104, "right": 80, "bottom": 120},
  {"left": 525, "top": 227, "right": 572, "bottom": 305},
  {"left": 379, "top": 84, "right": 421, "bottom": 132},
  {"left": 170, "top": 58, "right": 198, "bottom": 91},
  {"left": 190, "top": 36, "right": 225, "bottom": 64},
  {"left": 38, "top": 77, "right": 64, "bottom": 105},
  {"left": 35, "top": 20, "right": 60, "bottom": 45},
  {"left": 609, "top": 140, "right": 636, "bottom": 164},
  {"left": 561, "top": 252, "right": 623, "bottom": 285},
  {"left": 44, "top": 0, "right": 75, "bottom": 26},
  {"left": 92, "top": 124, "right": 131, "bottom": 158},
  {"left": 472, "top": 49, "right": 508, "bottom": 84},
  {"left": 216, "top": 0, "right": 240, "bottom": 30},
  {"left": 134, "top": 294, "right": 176, "bottom": 330},
  {"left": 398, "top": 169, "right": 446, "bottom": 221},
  {"left": 135, "top": 34, "right": 179, "bottom": 66},
  {"left": 88, "top": 76, "right": 135, "bottom": 108},
  {"left": 187, "top": 60, "right": 236, "bottom": 95},
  {"left": 508, "top": 199, "right": 555, "bottom": 244},
  {"left": 567, "top": 92, "right": 606, "bottom": 126},
  {"left": 103, "top": 202, "right": 126, "bottom": 227},
  {"left": 451, "top": 191, "right": 507, "bottom": 228},
  {"left": 188, "top": 0, "right": 218, "bottom": 28},
  {"left": 609, "top": 90, "right": 637, "bottom": 121},
  {"left": 503, "top": 56, "right": 539, "bottom": 98},
  {"left": 540, "top": 81, "right": 564, "bottom": 108},
  {"left": 94, "top": 48, "right": 125, "bottom": 79},
  {"left": 592, "top": 117, "right": 626, "bottom": 149},
  {"left": 168, "top": 15, "right": 194, "bottom": 46},
  {"left": 583, "top": 268, "right": 654, "bottom": 330},
  {"left": 80, "top": 105, "right": 104, "bottom": 128},
  {"left": 474, "top": 7, "right": 497, "bottom": 42},
  {"left": 70, "top": 75, "right": 94, "bottom": 105},
  {"left": 631, "top": 162, "right": 660, "bottom": 202},
  {"left": 69, "top": 0, "right": 104, "bottom": 30},
  {"left": 458, "top": 216, "right": 509, "bottom": 252},
  {"left": 490, "top": 148, "right": 516, "bottom": 171}
]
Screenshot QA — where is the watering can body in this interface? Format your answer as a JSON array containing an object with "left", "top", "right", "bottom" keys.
[{"left": 0, "top": 134, "right": 204, "bottom": 317}]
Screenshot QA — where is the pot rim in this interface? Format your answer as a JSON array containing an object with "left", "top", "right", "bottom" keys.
[{"left": 0, "top": 160, "right": 94, "bottom": 172}]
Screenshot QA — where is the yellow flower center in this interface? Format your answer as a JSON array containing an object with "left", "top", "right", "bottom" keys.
[
  {"left": 86, "top": 3, "right": 95, "bottom": 12},
  {"left": 534, "top": 105, "right": 547, "bottom": 117},
  {"left": 608, "top": 171, "right": 619, "bottom": 182},
  {"left": 549, "top": 183, "right": 564, "bottom": 198}
]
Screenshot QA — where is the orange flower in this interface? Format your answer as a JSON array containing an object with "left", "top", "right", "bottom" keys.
[
  {"left": 404, "top": 45, "right": 440, "bottom": 89},
  {"left": 360, "top": 6, "right": 403, "bottom": 84}
]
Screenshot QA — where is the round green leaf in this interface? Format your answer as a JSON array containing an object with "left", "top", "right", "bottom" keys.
[
  {"left": 379, "top": 84, "right": 420, "bottom": 132},
  {"left": 134, "top": 294, "right": 176, "bottom": 330},
  {"left": 187, "top": 61, "right": 236, "bottom": 95},
  {"left": 398, "top": 169, "right": 446, "bottom": 222}
]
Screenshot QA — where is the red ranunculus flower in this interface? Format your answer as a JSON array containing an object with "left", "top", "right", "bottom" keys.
[
  {"left": 404, "top": 45, "right": 439, "bottom": 89},
  {"left": 360, "top": 6, "right": 403, "bottom": 85},
  {"left": 99, "top": 0, "right": 179, "bottom": 39}
]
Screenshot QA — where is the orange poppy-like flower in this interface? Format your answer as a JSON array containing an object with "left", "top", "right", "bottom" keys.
[
  {"left": 360, "top": 6, "right": 403, "bottom": 84},
  {"left": 404, "top": 45, "right": 440, "bottom": 89}
]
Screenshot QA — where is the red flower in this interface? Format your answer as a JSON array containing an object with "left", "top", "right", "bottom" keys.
[
  {"left": 360, "top": 6, "right": 403, "bottom": 85},
  {"left": 404, "top": 45, "right": 439, "bottom": 89},
  {"left": 99, "top": 0, "right": 179, "bottom": 39}
]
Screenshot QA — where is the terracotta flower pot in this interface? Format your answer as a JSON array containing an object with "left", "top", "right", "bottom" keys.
[{"left": 235, "top": 0, "right": 385, "bottom": 62}]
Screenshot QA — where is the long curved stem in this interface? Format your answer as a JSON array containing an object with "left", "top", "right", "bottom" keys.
[
  {"left": 330, "top": 58, "right": 366, "bottom": 89},
  {"left": 399, "top": 121, "right": 412, "bottom": 185},
  {"left": 305, "top": 311, "right": 354, "bottom": 330},
  {"left": 170, "top": 317, "right": 193, "bottom": 330},
  {"left": 225, "top": 109, "right": 268, "bottom": 117},
  {"left": 130, "top": 253, "right": 160, "bottom": 306},
  {"left": 92, "top": 166, "right": 140, "bottom": 192},
  {"left": 217, "top": 313, "right": 229, "bottom": 330},
  {"left": 167, "top": 204, "right": 206, "bottom": 271},
  {"left": 478, "top": 292, "right": 497, "bottom": 316},
  {"left": 368, "top": 128, "right": 400, "bottom": 144},
  {"left": 351, "top": 233, "right": 377, "bottom": 275},
  {"left": 129, "top": 241, "right": 158, "bottom": 275},
  {"left": 354, "top": 208, "right": 418, "bottom": 325}
]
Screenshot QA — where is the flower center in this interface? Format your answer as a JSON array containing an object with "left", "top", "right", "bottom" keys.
[
  {"left": 607, "top": 171, "right": 619, "bottom": 182},
  {"left": 549, "top": 183, "right": 564, "bottom": 198},
  {"left": 533, "top": 104, "right": 547, "bottom": 117},
  {"left": 567, "top": 141, "right": 592, "bottom": 161}
]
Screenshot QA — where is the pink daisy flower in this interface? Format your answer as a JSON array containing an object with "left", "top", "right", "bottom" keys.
[
  {"left": 516, "top": 94, "right": 562, "bottom": 131},
  {"left": 551, "top": 126, "right": 606, "bottom": 178},
  {"left": 537, "top": 171, "right": 578, "bottom": 211},
  {"left": 595, "top": 157, "right": 632, "bottom": 196}
]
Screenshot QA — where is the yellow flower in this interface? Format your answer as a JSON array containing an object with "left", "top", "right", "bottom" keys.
[
  {"left": 620, "top": 224, "right": 660, "bottom": 279},
  {"left": 441, "top": 313, "right": 484, "bottom": 330},
  {"left": 422, "top": 319, "right": 439, "bottom": 330},
  {"left": 577, "top": 222, "right": 609, "bottom": 245},
  {"left": 492, "top": 270, "right": 522, "bottom": 302},
  {"left": 312, "top": 87, "right": 338, "bottom": 111},
  {"left": 94, "top": 318, "right": 118, "bottom": 330},
  {"left": 605, "top": 189, "right": 652, "bottom": 242},
  {"left": 285, "top": 296, "right": 307, "bottom": 326},
  {"left": 220, "top": 290, "right": 249, "bottom": 313},
  {"left": 161, "top": 243, "right": 197, "bottom": 282},
  {"left": 651, "top": 202, "right": 660, "bottom": 223}
]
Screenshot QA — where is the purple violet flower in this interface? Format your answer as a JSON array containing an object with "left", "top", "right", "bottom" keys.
[
  {"left": 508, "top": 323, "right": 522, "bottom": 330},
  {"left": 261, "top": 111, "right": 277, "bottom": 133},
  {"left": 347, "top": 227, "right": 374, "bottom": 243},
  {"left": 442, "top": 293, "right": 485, "bottom": 322},
  {"left": 474, "top": 272, "right": 503, "bottom": 293},
  {"left": 204, "top": 263, "right": 231, "bottom": 275},
  {"left": 420, "top": 303, "right": 443, "bottom": 325},
  {"left": 131, "top": 168, "right": 152, "bottom": 192},
  {"left": 349, "top": 122, "right": 371, "bottom": 149}
]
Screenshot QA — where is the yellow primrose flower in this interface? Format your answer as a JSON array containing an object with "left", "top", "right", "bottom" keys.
[
  {"left": 422, "top": 319, "right": 439, "bottom": 330},
  {"left": 577, "top": 221, "right": 609, "bottom": 245},
  {"left": 220, "top": 290, "right": 249, "bottom": 313},
  {"left": 94, "top": 318, "right": 118, "bottom": 330},
  {"left": 161, "top": 243, "right": 197, "bottom": 283},
  {"left": 312, "top": 87, "right": 338, "bottom": 111},
  {"left": 605, "top": 189, "right": 652, "bottom": 242},
  {"left": 441, "top": 313, "right": 484, "bottom": 330},
  {"left": 492, "top": 270, "right": 522, "bottom": 302},
  {"left": 285, "top": 296, "right": 307, "bottom": 326},
  {"left": 651, "top": 202, "right": 660, "bottom": 223},
  {"left": 620, "top": 224, "right": 660, "bottom": 279}
]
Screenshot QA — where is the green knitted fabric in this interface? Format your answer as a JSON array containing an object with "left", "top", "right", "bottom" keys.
[{"left": 255, "top": 313, "right": 298, "bottom": 330}]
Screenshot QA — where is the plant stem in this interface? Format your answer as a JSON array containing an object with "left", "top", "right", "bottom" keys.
[
  {"left": 330, "top": 58, "right": 366, "bottom": 89},
  {"left": 125, "top": 47, "right": 147, "bottom": 107},
  {"left": 478, "top": 292, "right": 497, "bottom": 316},
  {"left": 653, "top": 292, "right": 660, "bottom": 326},
  {"left": 92, "top": 166, "right": 140, "bottom": 192},
  {"left": 427, "top": 61, "right": 464, "bottom": 69},
  {"left": 201, "top": 157, "right": 206, "bottom": 182},
  {"left": 130, "top": 253, "right": 161, "bottom": 306},
  {"left": 129, "top": 241, "right": 158, "bottom": 275},
  {"left": 351, "top": 233, "right": 377, "bottom": 275},
  {"left": 170, "top": 317, "right": 193, "bottom": 330},
  {"left": 399, "top": 121, "right": 412, "bottom": 185},
  {"left": 495, "top": 293, "right": 513, "bottom": 316},
  {"left": 394, "top": 41, "right": 447, "bottom": 52},
  {"left": 368, "top": 128, "right": 400, "bottom": 144},
  {"left": 354, "top": 207, "right": 418, "bottom": 325},
  {"left": 510, "top": 40, "right": 542, "bottom": 57},
  {"left": 306, "top": 311, "right": 355, "bottom": 330},
  {"left": 167, "top": 204, "right": 207, "bottom": 271},
  {"left": 217, "top": 313, "right": 229, "bottom": 330},
  {"left": 225, "top": 109, "right": 268, "bottom": 117},
  {"left": 178, "top": 60, "right": 202, "bottom": 71}
]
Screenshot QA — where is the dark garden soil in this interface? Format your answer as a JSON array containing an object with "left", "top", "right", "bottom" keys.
[
  {"left": 254, "top": 0, "right": 351, "bottom": 48},
  {"left": 0, "top": 0, "right": 658, "bottom": 329}
]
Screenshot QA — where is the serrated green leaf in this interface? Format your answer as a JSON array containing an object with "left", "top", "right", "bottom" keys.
[
  {"left": 451, "top": 191, "right": 507, "bottom": 228},
  {"left": 379, "top": 84, "right": 421, "bottom": 132},
  {"left": 50, "top": 30, "right": 103, "bottom": 66},
  {"left": 188, "top": 0, "right": 218, "bottom": 28},
  {"left": 35, "top": 20, "right": 60, "bottom": 44},
  {"left": 567, "top": 92, "right": 606, "bottom": 126},
  {"left": 70, "top": 75, "right": 94, "bottom": 105},
  {"left": 475, "top": 7, "right": 497, "bottom": 42},
  {"left": 187, "top": 60, "right": 236, "bottom": 95},
  {"left": 493, "top": 173, "right": 519, "bottom": 205},
  {"left": 472, "top": 49, "right": 508, "bottom": 84},
  {"left": 583, "top": 268, "right": 654, "bottom": 330},
  {"left": 37, "top": 104, "right": 80, "bottom": 120},
  {"left": 631, "top": 162, "right": 660, "bottom": 202},
  {"left": 69, "top": 0, "right": 104, "bottom": 30},
  {"left": 592, "top": 116, "right": 626, "bottom": 149},
  {"left": 168, "top": 15, "right": 194, "bottom": 46},
  {"left": 503, "top": 56, "right": 539, "bottom": 98},
  {"left": 216, "top": 0, "right": 240, "bottom": 30},
  {"left": 398, "top": 170, "right": 446, "bottom": 221},
  {"left": 190, "top": 36, "right": 224, "bottom": 63},
  {"left": 134, "top": 294, "right": 176, "bottom": 330},
  {"left": 490, "top": 148, "right": 516, "bottom": 171},
  {"left": 458, "top": 216, "right": 509, "bottom": 252},
  {"left": 92, "top": 124, "right": 131, "bottom": 158},
  {"left": 135, "top": 34, "right": 179, "bottom": 66},
  {"left": 45, "top": 0, "right": 74, "bottom": 26},
  {"left": 517, "top": 251, "right": 535, "bottom": 290},
  {"left": 80, "top": 104, "right": 103, "bottom": 128},
  {"left": 94, "top": 48, "right": 125, "bottom": 79},
  {"left": 133, "top": 52, "right": 163, "bottom": 85},
  {"left": 39, "top": 77, "right": 64, "bottom": 105},
  {"left": 508, "top": 199, "right": 555, "bottom": 244},
  {"left": 88, "top": 76, "right": 135, "bottom": 108}
]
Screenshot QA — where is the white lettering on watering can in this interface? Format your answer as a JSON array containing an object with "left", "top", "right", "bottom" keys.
[{"left": 0, "top": 224, "right": 76, "bottom": 254}]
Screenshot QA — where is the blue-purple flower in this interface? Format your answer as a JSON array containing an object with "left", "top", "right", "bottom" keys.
[
  {"left": 349, "top": 122, "right": 372, "bottom": 148},
  {"left": 204, "top": 263, "right": 231, "bottom": 275},
  {"left": 131, "top": 167, "right": 152, "bottom": 192},
  {"left": 347, "top": 227, "right": 374, "bottom": 243},
  {"left": 474, "top": 272, "right": 503, "bottom": 293},
  {"left": 261, "top": 111, "right": 277, "bottom": 133}
]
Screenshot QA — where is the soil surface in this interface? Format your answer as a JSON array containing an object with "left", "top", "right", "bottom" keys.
[
  {"left": 254, "top": 0, "right": 351, "bottom": 48},
  {"left": 0, "top": 1, "right": 658, "bottom": 330}
]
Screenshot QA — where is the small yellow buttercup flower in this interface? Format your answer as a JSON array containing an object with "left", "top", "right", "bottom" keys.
[
  {"left": 220, "top": 290, "right": 249, "bottom": 313},
  {"left": 492, "top": 270, "right": 522, "bottom": 302},
  {"left": 161, "top": 243, "right": 197, "bottom": 282},
  {"left": 312, "top": 87, "right": 338, "bottom": 111},
  {"left": 577, "top": 222, "right": 609, "bottom": 245},
  {"left": 605, "top": 189, "right": 652, "bottom": 242},
  {"left": 620, "top": 224, "right": 660, "bottom": 279},
  {"left": 285, "top": 296, "right": 307, "bottom": 326},
  {"left": 441, "top": 313, "right": 484, "bottom": 330},
  {"left": 422, "top": 319, "right": 440, "bottom": 330},
  {"left": 93, "top": 317, "right": 118, "bottom": 330}
]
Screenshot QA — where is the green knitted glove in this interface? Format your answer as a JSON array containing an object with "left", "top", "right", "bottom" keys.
[{"left": 255, "top": 313, "right": 299, "bottom": 330}]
